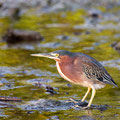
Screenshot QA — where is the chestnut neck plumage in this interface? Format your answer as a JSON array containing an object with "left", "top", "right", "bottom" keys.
[
  {"left": 56, "top": 55, "right": 72, "bottom": 79},
  {"left": 55, "top": 55, "right": 81, "bottom": 84}
]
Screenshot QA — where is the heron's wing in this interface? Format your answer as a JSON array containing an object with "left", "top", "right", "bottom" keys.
[{"left": 81, "top": 58, "right": 117, "bottom": 87}]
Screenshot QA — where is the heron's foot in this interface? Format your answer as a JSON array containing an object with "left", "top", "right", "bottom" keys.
[
  {"left": 71, "top": 104, "right": 82, "bottom": 109},
  {"left": 72, "top": 105, "right": 91, "bottom": 110},
  {"left": 66, "top": 98, "right": 78, "bottom": 103}
]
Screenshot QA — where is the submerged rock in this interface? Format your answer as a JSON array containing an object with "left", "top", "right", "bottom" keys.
[
  {"left": 78, "top": 115, "right": 95, "bottom": 120},
  {"left": 34, "top": 83, "right": 58, "bottom": 94},
  {"left": 2, "top": 29, "right": 44, "bottom": 46},
  {"left": 0, "top": 101, "right": 16, "bottom": 108},
  {"left": 0, "top": 96, "right": 22, "bottom": 102},
  {"left": 111, "top": 42, "right": 120, "bottom": 53},
  {"left": 19, "top": 99, "right": 108, "bottom": 111}
]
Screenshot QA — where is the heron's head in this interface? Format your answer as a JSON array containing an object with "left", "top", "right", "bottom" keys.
[{"left": 31, "top": 50, "right": 74, "bottom": 62}]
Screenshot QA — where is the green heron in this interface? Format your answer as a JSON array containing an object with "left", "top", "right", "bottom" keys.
[{"left": 31, "top": 50, "right": 117, "bottom": 108}]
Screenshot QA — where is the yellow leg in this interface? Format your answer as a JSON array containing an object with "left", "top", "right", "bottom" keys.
[
  {"left": 87, "top": 88, "right": 96, "bottom": 107},
  {"left": 81, "top": 87, "right": 91, "bottom": 102}
]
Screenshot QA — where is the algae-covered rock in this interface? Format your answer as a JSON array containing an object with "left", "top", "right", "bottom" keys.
[{"left": 19, "top": 99, "right": 108, "bottom": 111}]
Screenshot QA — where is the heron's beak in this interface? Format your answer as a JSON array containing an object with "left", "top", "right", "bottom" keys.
[{"left": 31, "top": 53, "right": 60, "bottom": 61}]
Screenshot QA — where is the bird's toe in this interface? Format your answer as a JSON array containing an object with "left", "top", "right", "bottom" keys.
[
  {"left": 82, "top": 106, "right": 91, "bottom": 110},
  {"left": 66, "top": 98, "right": 78, "bottom": 103}
]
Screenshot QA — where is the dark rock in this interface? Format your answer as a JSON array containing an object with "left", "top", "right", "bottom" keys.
[
  {"left": 61, "top": 35, "right": 69, "bottom": 41},
  {"left": 46, "top": 85, "right": 57, "bottom": 94},
  {"left": 87, "top": 9, "right": 102, "bottom": 26},
  {"left": 111, "top": 42, "right": 117, "bottom": 48},
  {"left": 34, "top": 83, "right": 57, "bottom": 94},
  {"left": 51, "top": 115, "right": 59, "bottom": 120},
  {"left": 89, "top": 9, "right": 101, "bottom": 19},
  {"left": 27, "top": 111, "right": 34, "bottom": 114},
  {"left": 0, "top": 0, "right": 40, "bottom": 18},
  {"left": 3, "top": 29, "right": 44, "bottom": 46},
  {"left": 90, "top": 13, "right": 100, "bottom": 19},
  {"left": 0, "top": 101, "right": 16, "bottom": 108},
  {"left": 0, "top": 3, "right": 3, "bottom": 8},
  {"left": 10, "top": 7, "right": 21, "bottom": 20},
  {"left": 56, "top": 35, "right": 69, "bottom": 41},
  {"left": 0, "top": 3, "right": 22, "bottom": 20},
  {"left": 34, "top": 82, "right": 42, "bottom": 88},
  {"left": 73, "top": 32, "right": 81, "bottom": 35},
  {"left": 65, "top": 92, "right": 69, "bottom": 95},
  {"left": 111, "top": 42, "right": 120, "bottom": 53},
  {"left": 5, "top": 84, "right": 12, "bottom": 88},
  {"left": 79, "top": 115, "right": 95, "bottom": 120},
  {"left": 66, "top": 83, "right": 72, "bottom": 87},
  {"left": 85, "top": 31, "right": 91, "bottom": 34},
  {"left": 0, "top": 96, "right": 22, "bottom": 102}
]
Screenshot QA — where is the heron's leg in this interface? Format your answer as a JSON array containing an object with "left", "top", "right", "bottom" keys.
[
  {"left": 87, "top": 87, "right": 96, "bottom": 107},
  {"left": 81, "top": 87, "right": 91, "bottom": 102}
]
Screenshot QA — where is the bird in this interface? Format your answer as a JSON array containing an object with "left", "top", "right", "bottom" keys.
[{"left": 31, "top": 50, "right": 117, "bottom": 108}]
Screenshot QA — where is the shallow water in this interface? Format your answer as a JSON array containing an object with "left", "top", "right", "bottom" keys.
[{"left": 0, "top": 5, "right": 120, "bottom": 120}]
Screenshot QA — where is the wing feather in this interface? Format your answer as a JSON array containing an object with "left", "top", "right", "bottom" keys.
[{"left": 81, "top": 59, "right": 117, "bottom": 87}]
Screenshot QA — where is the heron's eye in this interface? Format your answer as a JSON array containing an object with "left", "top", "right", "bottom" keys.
[
  {"left": 51, "top": 53, "right": 59, "bottom": 57},
  {"left": 55, "top": 54, "right": 59, "bottom": 57}
]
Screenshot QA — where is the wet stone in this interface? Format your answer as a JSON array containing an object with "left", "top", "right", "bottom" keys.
[
  {"left": 46, "top": 85, "right": 57, "bottom": 94},
  {"left": 90, "top": 13, "right": 99, "bottom": 18},
  {"left": 66, "top": 83, "right": 72, "bottom": 87},
  {"left": 73, "top": 32, "right": 81, "bottom": 35},
  {"left": 61, "top": 35, "right": 70, "bottom": 41},
  {"left": 85, "top": 31, "right": 91, "bottom": 35},
  {"left": 2, "top": 29, "right": 44, "bottom": 46},
  {"left": 78, "top": 115, "right": 95, "bottom": 120},
  {"left": 0, "top": 96, "right": 22, "bottom": 102},
  {"left": 0, "top": 101, "right": 16, "bottom": 108},
  {"left": 19, "top": 99, "right": 109, "bottom": 112},
  {"left": 34, "top": 83, "right": 58, "bottom": 94},
  {"left": 111, "top": 42, "right": 120, "bottom": 53},
  {"left": 51, "top": 115, "right": 59, "bottom": 120},
  {"left": 88, "top": 9, "right": 102, "bottom": 19},
  {"left": 56, "top": 35, "right": 70, "bottom": 41}
]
